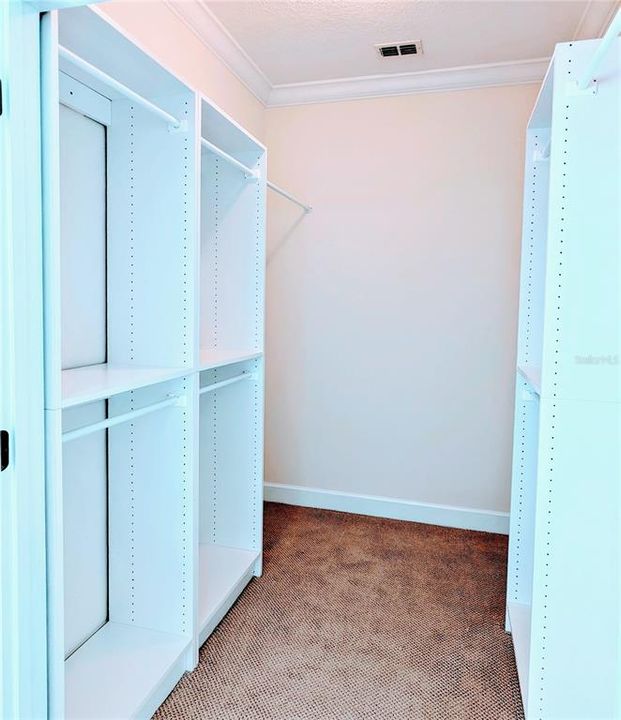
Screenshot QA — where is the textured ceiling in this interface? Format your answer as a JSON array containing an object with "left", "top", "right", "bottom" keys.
[{"left": 204, "top": 0, "right": 608, "bottom": 85}]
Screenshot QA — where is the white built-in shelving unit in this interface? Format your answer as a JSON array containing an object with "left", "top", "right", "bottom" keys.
[
  {"left": 40, "top": 6, "right": 265, "bottom": 718},
  {"left": 506, "top": 26, "right": 620, "bottom": 720},
  {"left": 197, "top": 95, "right": 265, "bottom": 645}
]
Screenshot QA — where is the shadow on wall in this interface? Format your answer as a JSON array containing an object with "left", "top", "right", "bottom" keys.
[{"left": 266, "top": 205, "right": 308, "bottom": 265}]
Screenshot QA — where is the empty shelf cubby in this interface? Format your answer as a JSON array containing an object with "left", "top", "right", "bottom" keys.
[
  {"left": 50, "top": 378, "right": 195, "bottom": 719},
  {"left": 45, "top": 6, "right": 198, "bottom": 411},
  {"left": 198, "top": 358, "right": 264, "bottom": 644},
  {"left": 199, "top": 97, "right": 266, "bottom": 371}
]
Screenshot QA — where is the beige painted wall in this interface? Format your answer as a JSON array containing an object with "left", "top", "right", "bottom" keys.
[
  {"left": 265, "top": 84, "right": 538, "bottom": 513},
  {"left": 85, "top": 2, "right": 537, "bottom": 515},
  {"left": 98, "top": 1, "right": 265, "bottom": 141}
]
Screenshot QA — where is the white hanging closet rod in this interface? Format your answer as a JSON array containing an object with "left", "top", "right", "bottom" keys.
[
  {"left": 267, "top": 180, "right": 312, "bottom": 213},
  {"left": 58, "top": 46, "right": 184, "bottom": 130},
  {"left": 199, "top": 372, "right": 254, "bottom": 395},
  {"left": 62, "top": 395, "right": 183, "bottom": 443},
  {"left": 200, "top": 137, "right": 259, "bottom": 180},
  {"left": 577, "top": 8, "right": 621, "bottom": 90}
]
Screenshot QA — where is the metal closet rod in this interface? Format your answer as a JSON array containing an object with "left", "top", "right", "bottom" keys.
[
  {"left": 199, "top": 372, "right": 254, "bottom": 395},
  {"left": 62, "top": 395, "right": 183, "bottom": 443},
  {"left": 58, "top": 45, "right": 184, "bottom": 130},
  {"left": 577, "top": 8, "right": 621, "bottom": 90},
  {"left": 200, "top": 137, "right": 259, "bottom": 180},
  {"left": 267, "top": 180, "right": 312, "bottom": 213}
]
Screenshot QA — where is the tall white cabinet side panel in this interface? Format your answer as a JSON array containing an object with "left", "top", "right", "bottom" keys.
[
  {"left": 542, "top": 43, "right": 620, "bottom": 404},
  {"left": 521, "top": 132, "right": 549, "bottom": 373},
  {"left": 59, "top": 104, "right": 106, "bottom": 368},
  {"left": 530, "top": 39, "right": 620, "bottom": 719},
  {"left": 199, "top": 157, "right": 217, "bottom": 351},
  {"left": 532, "top": 400, "right": 620, "bottom": 719},
  {"left": 107, "top": 99, "right": 196, "bottom": 370},
  {"left": 62, "top": 403, "right": 108, "bottom": 657},
  {"left": 41, "top": 10, "right": 62, "bottom": 410},
  {"left": 107, "top": 379, "right": 195, "bottom": 639},
  {"left": 506, "top": 383, "right": 538, "bottom": 607},
  {"left": 508, "top": 35, "right": 621, "bottom": 720},
  {"left": 40, "top": 11, "right": 66, "bottom": 717}
]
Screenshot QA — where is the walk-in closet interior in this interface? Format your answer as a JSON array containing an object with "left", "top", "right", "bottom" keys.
[{"left": 1, "top": 1, "right": 619, "bottom": 719}]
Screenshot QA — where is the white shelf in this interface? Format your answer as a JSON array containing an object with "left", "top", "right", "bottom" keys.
[
  {"left": 517, "top": 364, "right": 541, "bottom": 395},
  {"left": 198, "top": 348, "right": 262, "bottom": 372},
  {"left": 199, "top": 543, "right": 259, "bottom": 645},
  {"left": 65, "top": 622, "right": 189, "bottom": 720},
  {"left": 60, "top": 363, "right": 190, "bottom": 409},
  {"left": 507, "top": 601, "right": 531, "bottom": 710}
]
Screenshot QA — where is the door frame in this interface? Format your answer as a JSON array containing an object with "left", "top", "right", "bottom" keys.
[
  {"left": 1, "top": 3, "right": 110, "bottom": 716},
  {"left": 0, "top": 2, "right": 48, "bottom": 718}
]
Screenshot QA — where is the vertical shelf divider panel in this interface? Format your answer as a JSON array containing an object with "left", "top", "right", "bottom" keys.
[
  {"left": 107, "top": 92, "right": 195, "bottom": 370},
  {"left": 41, "top": 9, "right": 63, "bottom": 412},
  {"left": 505, "top": 63, "right": 553, "bottom": 713},
  {"left": 40, "top": 11, "right": 66, "bottom": 716},
  {"left": 506, "top": 35, "right": 620, "bottom": 720},
  {"left": 107, "top": 380, "right": 195, "bottom": 637}
]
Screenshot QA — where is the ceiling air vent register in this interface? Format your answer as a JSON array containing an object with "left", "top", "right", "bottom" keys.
[{"left": 376, "top": 41, "right": 423, "bottom": 58}]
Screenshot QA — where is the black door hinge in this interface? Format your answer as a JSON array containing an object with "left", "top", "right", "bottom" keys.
[
  {"left": 0, "top": 79, "right": 3, "bottom": 117},
  {"left": 1, "top": 430, "right": 9, "bottom": 471}
]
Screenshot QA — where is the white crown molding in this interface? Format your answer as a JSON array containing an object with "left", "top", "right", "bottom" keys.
[
  {"left": 163, "top": 0, "right": 272, "bottom": 105},
  {"left": 573, "top": 0, "right": 620, "bottom": 40},
  {"left": 164, "top": 0, "right": 617, "bottom": 109},
  {"left": 266, "top": 58, "right": 550, "bottom": 108}
]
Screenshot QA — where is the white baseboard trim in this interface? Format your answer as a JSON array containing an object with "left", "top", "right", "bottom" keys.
[{"left": 264, "top": 483, "right": 509, "bottom": 535}]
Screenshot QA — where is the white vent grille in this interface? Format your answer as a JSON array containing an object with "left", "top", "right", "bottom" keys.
[{"left": 375, "top": 41, "right": 423, "bottom": 58}]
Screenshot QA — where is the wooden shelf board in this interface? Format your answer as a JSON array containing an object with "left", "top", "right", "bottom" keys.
[
  {"left": 507, "top": 600, "right": 532, "bottom": 711},
  {"left": 60, "top": 363, "right": 189, "bottom": 409},
  {"left": 198, "top": 543, "right": 260, "bottom": 645},
  {"left": 517, "top": 365, "right": 542, "bottom": 395},
  {"left": 198, "top": 348, "right": 263, "bottom": 372},
  {"left": 65, "top": 622, "right": 189, "bottom": 720}
]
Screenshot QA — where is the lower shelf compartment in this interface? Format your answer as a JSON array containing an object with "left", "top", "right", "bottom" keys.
[
  {"left": 65, "top": 622, "right": 189, "bottom": 720},
  {"left": 507, "top": 601, "right": 532, "bottom": 710},
  {"left": 199, "top": 543, "right": 260, "bottom": 645}
]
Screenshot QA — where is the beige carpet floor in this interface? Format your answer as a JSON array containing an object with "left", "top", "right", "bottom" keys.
[{"left": 155, "top": 503, "right": 524, "bottom": 720}]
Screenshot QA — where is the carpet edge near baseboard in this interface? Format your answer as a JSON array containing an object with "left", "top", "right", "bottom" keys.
[{"left": 264, "top": 482, "right": 509, "bottom": 535}]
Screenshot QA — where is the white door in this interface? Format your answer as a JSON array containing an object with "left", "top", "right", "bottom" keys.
[{"left": 0, "top": 3, "right": 48, "bottom": 718}]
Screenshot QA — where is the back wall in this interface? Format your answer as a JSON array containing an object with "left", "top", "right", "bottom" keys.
[{"left": 264, "top": 84, "right": 539, "bottom": 531}]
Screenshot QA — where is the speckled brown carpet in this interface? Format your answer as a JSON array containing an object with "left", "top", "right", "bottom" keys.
[{"left": 155, "top": 503, "right": 524, "bottom": 720}]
